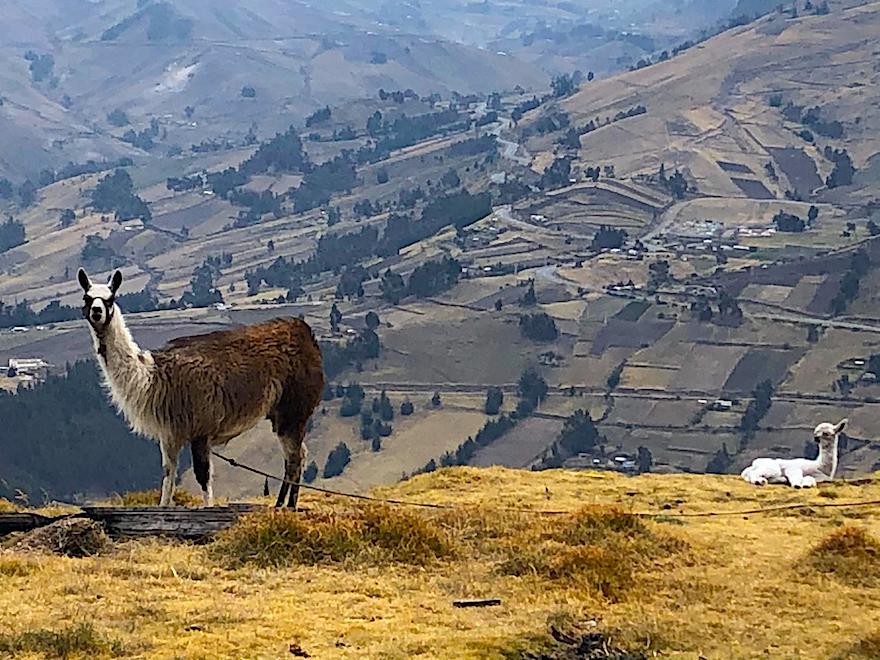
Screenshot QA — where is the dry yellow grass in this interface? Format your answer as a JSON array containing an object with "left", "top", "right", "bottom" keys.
[{"left": 1, "top": 467, "right": 880, "bottom": 658}]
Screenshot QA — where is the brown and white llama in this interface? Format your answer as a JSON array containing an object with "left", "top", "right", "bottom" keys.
[{"left": 78, "top": 268, "right": 324, "bottom": 508}]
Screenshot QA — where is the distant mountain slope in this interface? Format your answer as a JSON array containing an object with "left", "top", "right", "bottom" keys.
[
  {"left": 531, "top": 0, "right": 880, "bottom": 202},
  {"left": 0, "top": 0, "right": 546, "bottom": 181}
]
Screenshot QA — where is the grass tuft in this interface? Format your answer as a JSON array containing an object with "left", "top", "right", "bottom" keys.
[
  {"left": 0, "top": 557, "right": 37, "bottom": 577},
  {"left": 0, "top": 622, "right": 126, "bottom": 658},
  {"left": 118, "top": 489, "right": 202, "bottom": 507},
  {"left": 803, "top": 525, "right": 880, "bottom": 586},
  {"left": 497, "top": 506, "right": 686, "bottom": 600},
  {"left": 832, "top": 632, "right": 880, "bottom": 660},
  {"left": 212, "top": 505, "right": 455, "bottom": 568}
]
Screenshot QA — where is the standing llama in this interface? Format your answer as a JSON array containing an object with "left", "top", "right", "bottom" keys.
[
  {"left": 78, "top": 268, "right": 324, "bottom": 508},
  {"left": 740, "top": 419, "right": 846, "bottom": 488}
]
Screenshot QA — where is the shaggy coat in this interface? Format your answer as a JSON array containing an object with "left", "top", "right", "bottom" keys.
[
  {"left": 78, "top": 268, "right": 323, "bottom": 507},
  {"left": 740, "top": 419, "right": 846, "bottom": 488}
]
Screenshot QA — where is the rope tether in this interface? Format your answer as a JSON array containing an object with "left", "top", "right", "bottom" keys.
[{"left": 212, "top": 451, "right": 880, "bottom": 519}]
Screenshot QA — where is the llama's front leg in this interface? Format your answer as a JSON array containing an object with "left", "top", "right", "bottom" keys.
[
  {"left": 159, "top": 444, "right": 178, "bottom": 506},
  {"left": 190, "top": 436, "right": 214, "bottom": 507},
  {"left": 783, "top": 465, "right": 805, "bottom": 488}
]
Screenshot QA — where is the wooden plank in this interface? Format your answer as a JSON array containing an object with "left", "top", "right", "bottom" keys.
[
  {"left": 0, "top": 512, "right": 59, "bottom": 536},
  {"left": 79, "top": 504, "right": 262, "bottom": 539}
]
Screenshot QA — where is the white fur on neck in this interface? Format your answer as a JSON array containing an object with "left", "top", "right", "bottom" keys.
[{"left": 91, "top": 306, "right": 159, "bottom": 439}]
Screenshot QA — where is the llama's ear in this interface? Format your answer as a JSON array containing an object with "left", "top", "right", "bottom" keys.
[
  {"left": 835, "top": 419, "right": 848, "bottom": 434},
  {"left": 109, "top": 270, "right": 123, "bottom": 295},
  {"left": 77, "top": 268, "right": 91, "bottom": 292}
]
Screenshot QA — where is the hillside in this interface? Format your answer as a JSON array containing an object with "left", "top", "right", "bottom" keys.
[
  {"left": 2, "top": 468, "right": 880, "bottom": 658},
  {"left": 2, "top": 1, "right": 880, "bottom": 503}
]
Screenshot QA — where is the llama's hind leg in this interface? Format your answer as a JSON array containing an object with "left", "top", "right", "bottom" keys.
[
  {"left": 191, "top": 436, "right": 214, "bottom": 507},
  {"left": 276, "top": 436, "right": 306, "bottom": 509},
  {"left": 159, "top": 443, "right": 179, "bottom": 506}
]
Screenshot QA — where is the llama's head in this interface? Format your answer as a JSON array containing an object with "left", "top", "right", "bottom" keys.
[
  {"left": 814, "top": 419, "right": 847, "bottom": 449},
  {"left": 77, "top": 268, "right": 123, "bottom": 332}
]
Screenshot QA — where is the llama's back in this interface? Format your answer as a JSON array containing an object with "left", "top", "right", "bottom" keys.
[{"left": 151, "top": 318, "right": 323, "bottom": 438}]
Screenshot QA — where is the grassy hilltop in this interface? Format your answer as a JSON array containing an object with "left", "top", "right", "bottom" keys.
[{"left": 2, "top": 467, "right": 880, "bottom": 658}]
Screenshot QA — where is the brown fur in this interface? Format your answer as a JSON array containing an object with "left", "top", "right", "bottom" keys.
[{"left": 151, "top": 319, "right": 324, "bottom": 507}]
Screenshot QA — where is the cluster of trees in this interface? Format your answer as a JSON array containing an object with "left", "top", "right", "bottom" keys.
[
  {"left": 406, "top": 257, "right": 462, "bottom": 299},
  {"left": 690, "top": 291, "right": 742, "bottom": 325},
  {"left": 658, "top": 164, "right": 689, "bottom": 199},
  {"left": 107, "top": 109, "right": 130, "bottom": 127},
  {"left": 511, "top": 96, "right": 542, "bottom": 123},
  {"left": 0, "top": 178, "right": 39, "bottom": 207},
  {"left": 831, "top": 249, "right": 871, "bottom": 315},
  {"left": 305, "top": 106, "right": 331, "bottom": 127},
  {"left": 24, "top": 50, "right": 55, "bottom": 83},
  {"left": 319, "top": 328, "right": 381, "bottom": 381},
  {"left": 538, "top": 409, "right": 601, "bottom": 469},
  {"left": 122, "top": 118, "right": 162, "bottom": 151},
  {"left": 519, "top": 313, "right": 559, "bottom": 342},
  {"left": 166, "top": 174, "right": 204, "bottom": 192},
  {"left": 824, "top": 148, "right": 856, "bottom": 188},
  {"left": 81, "top": 234, "right": 123, "bottom": 268},
  {"left": 0, "top": 217, "right": 26, "bottom": 253},
  {"left": 91, "top": 169, "right": 151, "bottom": 221},
  {"left": 37, "top": 158, "right": 135, "bottom": 190},
  {"left": 179, "top": 258, "right": 226, "bottom": 308},
  {"left": 0, "top": 361, "right": 160, "bottom": 501},
  {"left": 773, "top": 210, "right": 806, "bottom": 233},
  {"left": 780, "top": 103, "right": 844, "bottom": 139},
  {"left": 590, "top": 225, "right": 627, "bottom": 251}
]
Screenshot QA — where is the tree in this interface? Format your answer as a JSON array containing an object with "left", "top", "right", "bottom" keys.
[
  {"left": 706, "top": 443, "right": 732, "bottom": 474},
  {"left": 556, "top": 409, "right": 599, "bottom": 456},
  {"left": 607, "top": 363, "right": 624, "bottom": 391},
  {"left": 0, "top": 218, "right": 26, "bottom": 254},
  {"left": 520, "top": 280, "right": 537, "bottom": 306},
  {"left": 365, "top": 311, "right": 380, "bottom": 330},
  {"left": 303, "top": 461, "right": 319, "bottom": 483},
  {"left": 868, "top": 219, "right": 880, "bottom": 236},
  {"left": 401, "top": 399, "right": 415, "bottom": 416},
  {"left": 431, "top": 392, "right": 442, "bottom": 408},
  {"left": 494, "top": 299, "right": 503, "bottom": 312},
  {"left": 739, "top": 379, "right": 774, "bottom": 445},
  {"left": 485, "top": 387, "right": 504, "bottom": 415},
  {"left": 518, "top": 368, "right": 548, "bottom": 410},
  {"left": 241, "top": 85, "right": 257, "bottom": 98},
  {"left": 773, "top": 210, "right": 806, "bottom": 233},
  {"left": 590, "top": 225, "right": 627, "bottom": 251},
  {"left": 180, "top": 262, "right": 223, "bottom": 308},
  {"left": 59, "top": 208, "right": 76, "bottom": 228},
  {"left": 551, "top": 73, "right": 576, "bottom": 98},
  {"left": 376, "top": 168, "right": 389, "bottom": 184},
  {"left": 107, "top": 109, "right": 130, "bottom": 127},
  {"left": 330, "top": 303, "right": 342, "bottom": 333},
  {"left": 18, "top": 180, "right": 37, "bottom": 207},
  {"left": 637, "top": 446, "right": 653, "bottom": 473},
  {"left": 519, "top": 313, "right": 559, "bottom": 342},
  {"left": 323, "top": 442, "right": 351, "bottom": 478},
  {"left": 379, "top": 390, "right": 394, "bottom": 422},
  {"left": 807, "top": 205, "right": 819, "bottom": 224}
]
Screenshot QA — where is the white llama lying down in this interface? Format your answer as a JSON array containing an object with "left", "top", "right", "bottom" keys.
[{"left": 740, "top": 419, "right": 846, "bottom": 488}]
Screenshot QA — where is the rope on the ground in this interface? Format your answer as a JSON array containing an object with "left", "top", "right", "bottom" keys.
[{"left": 212, "top": 451, "right": 880, "bottom": 519}]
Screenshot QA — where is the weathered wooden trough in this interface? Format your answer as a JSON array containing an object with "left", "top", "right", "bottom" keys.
[{"left": 1, "top": 504, "right": 262, "bottom": 540}]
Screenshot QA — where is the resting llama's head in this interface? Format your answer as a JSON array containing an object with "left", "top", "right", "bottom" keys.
[
  {"left": 814, "top": 419, "right": 847, "bottom": 449},
  {"left": 77, "top": 268, "right": 123, "bottom": 333}
]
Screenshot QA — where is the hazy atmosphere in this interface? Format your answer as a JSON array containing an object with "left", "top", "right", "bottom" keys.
[{"left": 1, "top": 1, "right": 879, "bottom": 657}]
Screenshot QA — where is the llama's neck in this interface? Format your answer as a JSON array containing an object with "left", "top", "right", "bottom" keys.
[
  {"left": 92, "top": 307, "right": 154, "bottom": 397},
  {"left": 815, "top": 437, "right": 838, "bottom": 478}
]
